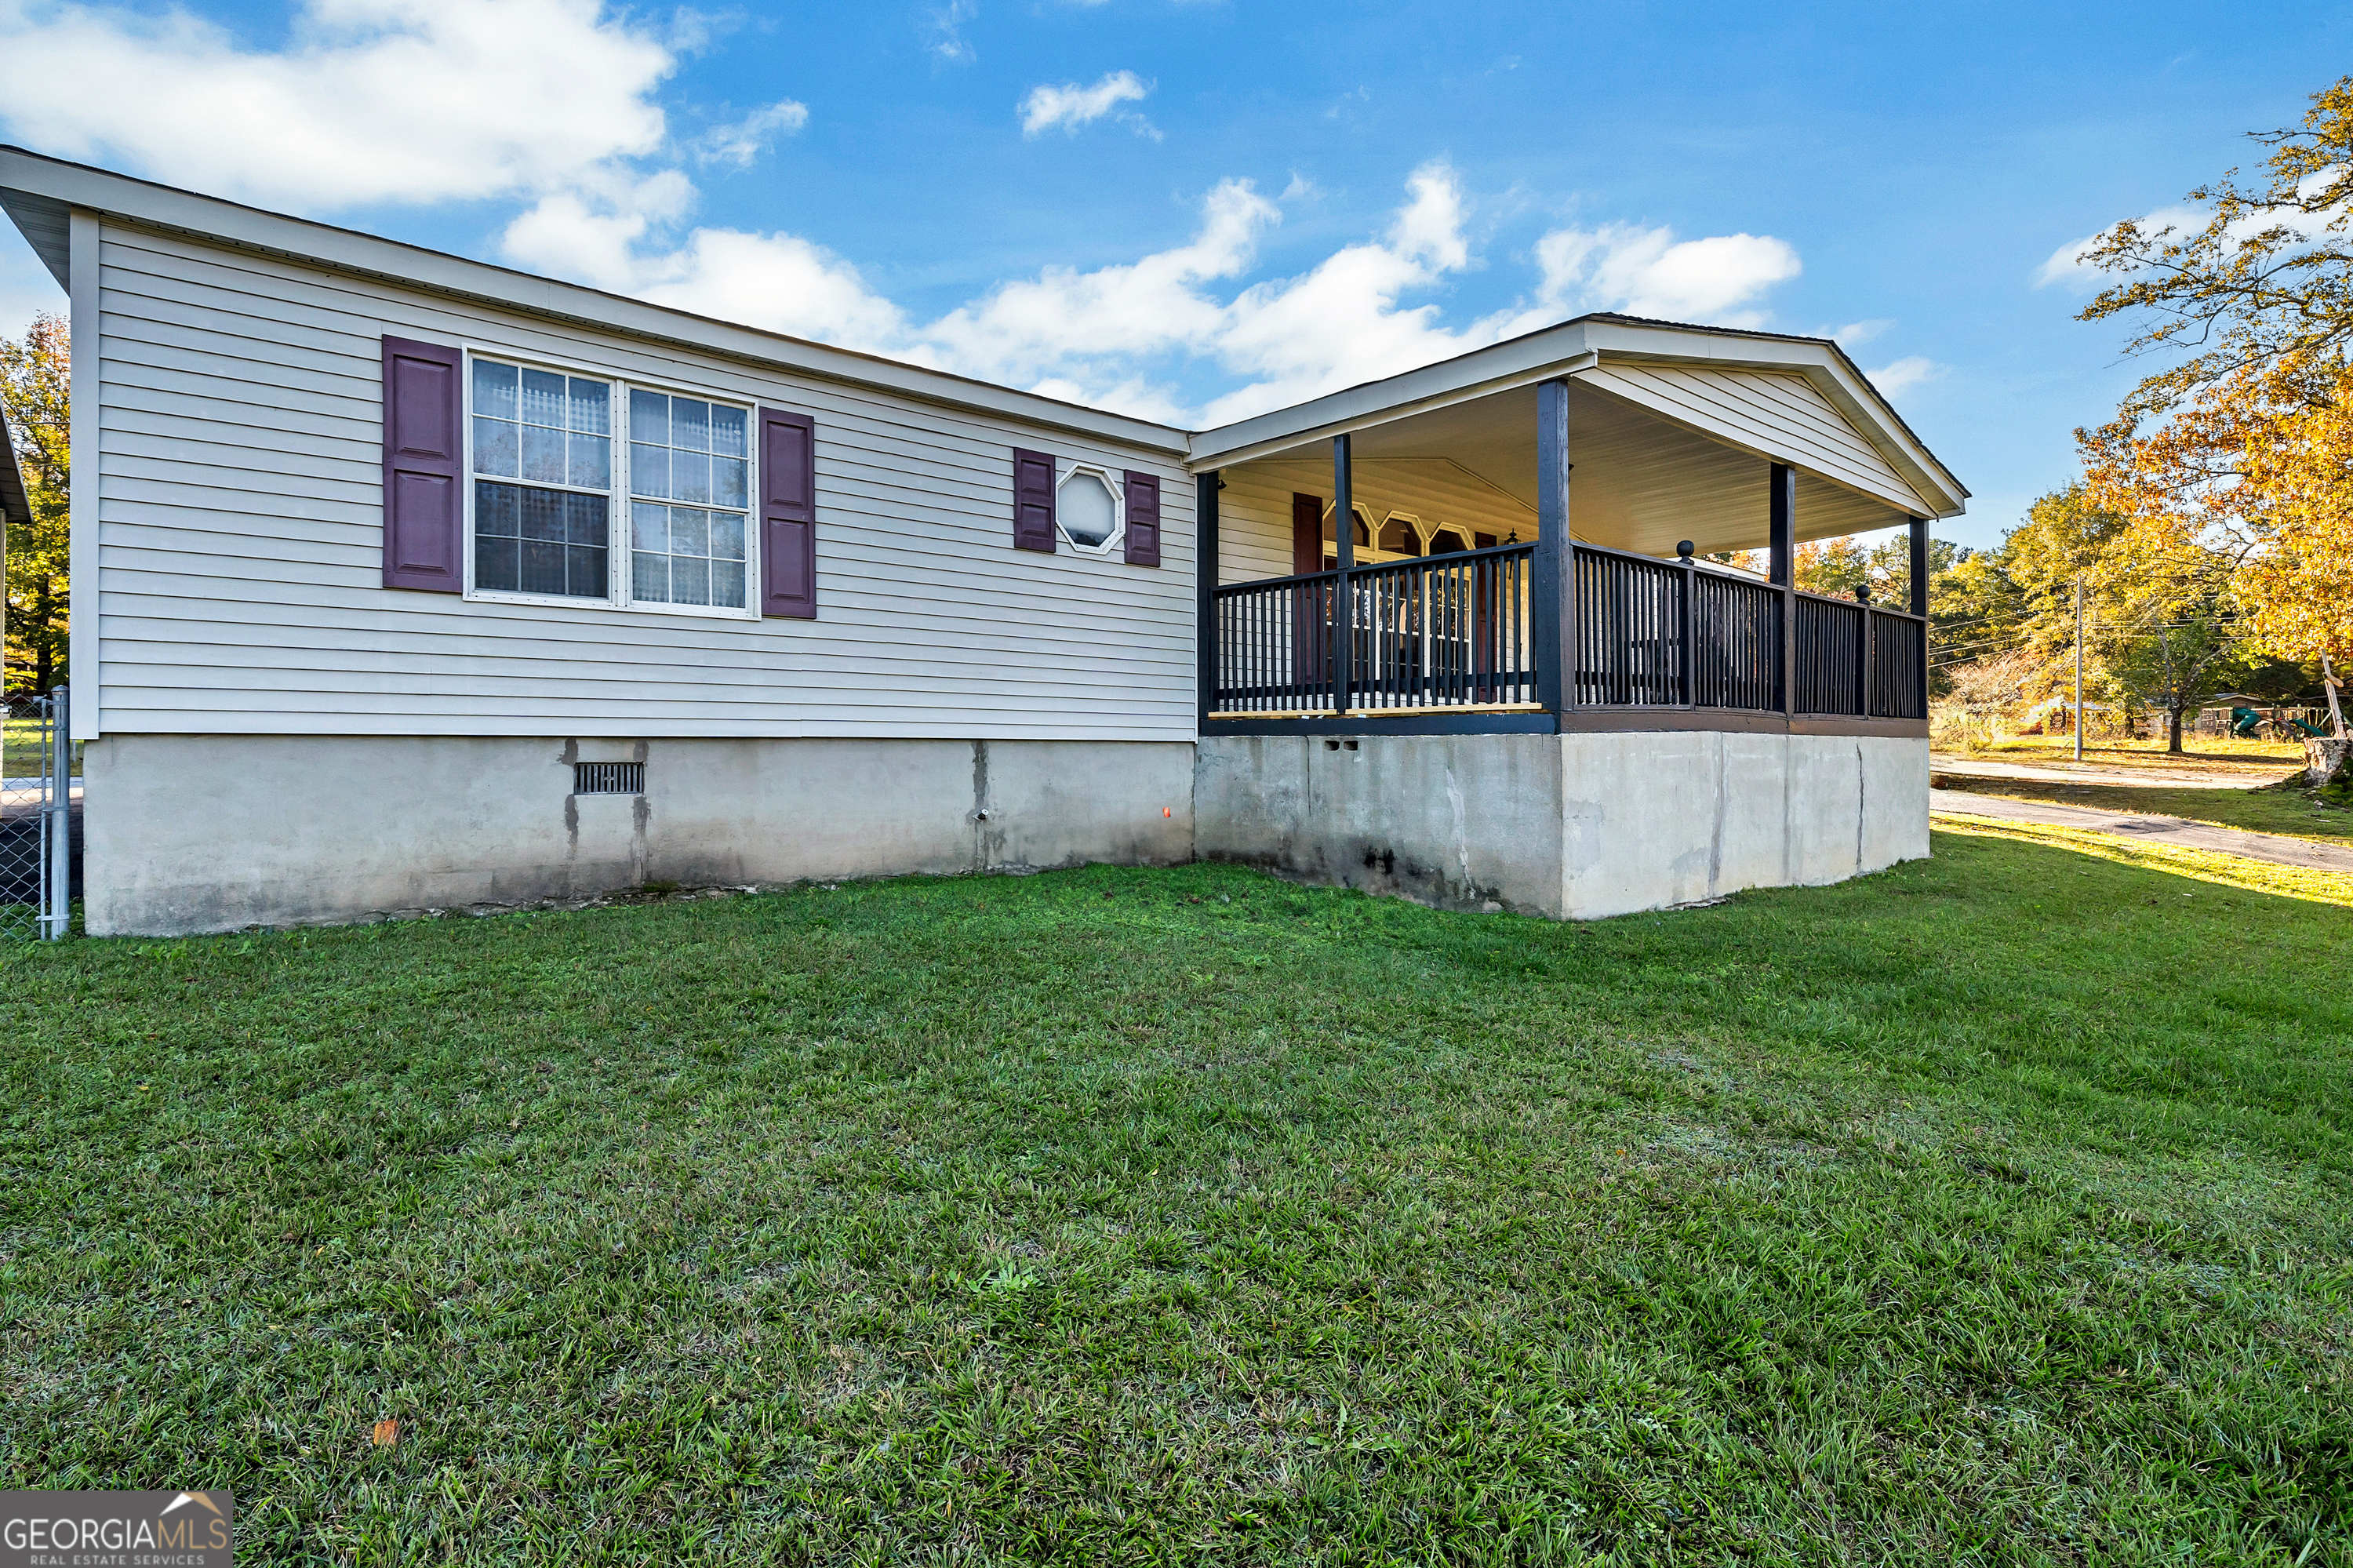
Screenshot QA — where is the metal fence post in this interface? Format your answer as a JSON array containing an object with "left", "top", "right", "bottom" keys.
[{"left": 42, "top": 685, "right": 68, "bottom": 940}]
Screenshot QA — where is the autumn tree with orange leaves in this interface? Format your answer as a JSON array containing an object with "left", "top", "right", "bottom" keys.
[{"left": 2072, "top": 78, "right": 2353, "bottom": 737}]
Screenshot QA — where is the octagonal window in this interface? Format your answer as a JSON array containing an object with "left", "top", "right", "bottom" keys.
[{"left": 1056, "top": 467, "right": 1122, "bottom": 551}]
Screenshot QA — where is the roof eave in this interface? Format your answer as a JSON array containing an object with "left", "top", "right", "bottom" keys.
[
  {"left": 0, "top": 145, "right": 1192, "bottom": 455},
  {"left": 0, "top": 409, "right": 31, "bottom": 533},
  {"left": 1187, "top": 313, "right": 1969, "bottom": 520}
]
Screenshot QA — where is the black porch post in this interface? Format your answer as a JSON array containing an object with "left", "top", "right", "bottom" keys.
[
  {"left": 1907, "top": 514, "right": 1929, "bottom": 617},
  {"left": 1332, "top": 433, "right": 1354, "bottom": 713},
  {"left": 1907, "top": 512, "right": 1930, "bottom": 717},
  {"left": 1533, "top": 379, "right": 1574, "bottom": 715},
  {"left": 1769, "top": 462, "right": 1796, "bottom": 716},
  {"left": 1197, "top": 470, "right": 1220, "bottom": 727}
]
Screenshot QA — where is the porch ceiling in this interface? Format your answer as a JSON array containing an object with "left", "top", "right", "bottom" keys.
[{"left": 1246, "top": 379, "right": 1913, "bottom": 558}]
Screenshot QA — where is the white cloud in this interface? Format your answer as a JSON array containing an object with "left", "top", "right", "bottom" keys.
[
  {"left": 497, "top": 180, "right": 912, "bottom": 354},
  {"left": 638, "top": 230, "right": 913, "bottom": 354},
  {"left": 499, "top": 168, "right": 695, "bottom": 291},
  {"left": 0, "top": 5, "right": 1811, "bottom": 431},
  {"left": 1866, "top": 355, "right": 1944, "bottom": 396},
  {"left": 691, "top": 100, "right": 809, "bottom": 168},
  {"left": 2035, "top": 184, "right": 2349, "bottom": 290},
  {"left": 500, "top": 158, "right": 1807, "bottom": 428},
  {"left": 1527, "top": 222, "right": 1802, "bottom": 327},
  {"left": 2034, "top": 204, "right": 2204, "bottom": 290},
  {"left": 1829, "top": 318, "right": 1892, "bottom": 347},
  {"left": 1020, "top": 70, "right": 1153, "bottom": 138},
  {"left": 925, "top": 177, "right": 1275, "bottom": 383},
  {"left": 926, "top": 0, "right": 976, "bottom": 64},
  {"left": 1199, "top": 162, "right": 1490, "bottom": 422},
  {"left": 0, "top": 0, "right": 675, "bottom": 211}
]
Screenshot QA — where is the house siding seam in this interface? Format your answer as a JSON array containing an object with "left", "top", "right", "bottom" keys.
[{"left": 89, "top": 222, "right": 1198, "bottom": 741}]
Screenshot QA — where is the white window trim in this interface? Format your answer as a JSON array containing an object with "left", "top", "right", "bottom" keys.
[
  {"left": 460, "top": 346, "right": 762, "bottom": 621},
  {"left": 1055, "top": 462, "right": 1126, "bottom": 557}
]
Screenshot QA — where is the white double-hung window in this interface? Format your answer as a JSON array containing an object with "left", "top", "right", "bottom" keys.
[{"left": 464, "top": 352, "right": 758, "bottom": 617}]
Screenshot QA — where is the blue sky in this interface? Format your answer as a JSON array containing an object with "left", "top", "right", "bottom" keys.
[{"left": 2, "top": 0, "right": 2346, "bottom": 548}]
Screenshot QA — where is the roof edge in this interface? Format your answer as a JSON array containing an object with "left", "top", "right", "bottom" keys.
[
  {"left": 1187, "top": 313, "right": 1969, "bottom": 518},
  {"left": 0, "top": 403, "right": 31, "bottom": 533},
  {"left": 0, "top": 145, "right": 1191, "bottom": 454}
]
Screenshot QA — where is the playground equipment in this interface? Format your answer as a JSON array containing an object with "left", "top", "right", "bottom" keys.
[{"left": 2231, "top": 705, "right": 2330, "bottom": 741}]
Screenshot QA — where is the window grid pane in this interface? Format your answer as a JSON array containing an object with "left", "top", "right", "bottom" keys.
[
  {"left": 475, "top": 481, "right": 609, "bottom": 599},
  {"left": 625, "top": 387, "right": 751, "bottom": 611},
  {"left": 471, "top": 359, "right": 613, "bottom": 497},
  {"left": 630, "top": 500, "right": 747, "bottom": 609}
]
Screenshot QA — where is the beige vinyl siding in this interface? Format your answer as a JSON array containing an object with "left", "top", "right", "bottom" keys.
[
  {"left": 1577, "top": 363, "right": 1928, "bottom": 515},
  {"left": 1215, "top": 457, "right": 1538, "bottom": 585},
  {"left": 91, "top": 222, "right": 1195, "bottom": 740}
]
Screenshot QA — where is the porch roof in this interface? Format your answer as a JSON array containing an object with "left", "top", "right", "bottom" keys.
[
  {"left": 1187, "top": 315, "right": 1968, "bottom": 557},
  {"left": 0, "top": 407, "right": 30, "bottom": 533}
]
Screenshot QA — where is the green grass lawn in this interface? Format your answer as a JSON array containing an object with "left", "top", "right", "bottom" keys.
[
  {"left": 1933, "top": 773, "right": 2353, "bottom": 844},
  {"left": 1942, "top": 733, "right": 2313, "bottom": 776},
  {"left": 1, "top": 716, "right": 78, "bottom": 777},
  {"left": 2, "top": 838, "right": 2349, "bottom": 1564}
]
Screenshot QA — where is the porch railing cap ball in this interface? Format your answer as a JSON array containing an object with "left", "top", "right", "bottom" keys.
[{"left": 1675, "top": 540, "right": 1694, "bottom": 562}]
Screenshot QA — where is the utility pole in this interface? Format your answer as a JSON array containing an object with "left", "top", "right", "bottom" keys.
[{"left": 2074, "top": 573, "right": 2086, "bottom": 762}]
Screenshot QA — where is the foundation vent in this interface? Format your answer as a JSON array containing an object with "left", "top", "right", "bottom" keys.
[{"left": 573, "top": 761, "right": 644, "bottom": 795}]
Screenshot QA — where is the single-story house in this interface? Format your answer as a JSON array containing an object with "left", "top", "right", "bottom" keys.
[{"left": 0, "top": 145, "right": 1966, "bottom": 937}]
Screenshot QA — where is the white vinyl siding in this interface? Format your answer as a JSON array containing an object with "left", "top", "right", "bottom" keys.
[
  {"left": 89, "top": 221, "right": 1196, "bottom": 741},
  {"left": 1577, "top": 363, "right": 1928, "bottom": 516}
]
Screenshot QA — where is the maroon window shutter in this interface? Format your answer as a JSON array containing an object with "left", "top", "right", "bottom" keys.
[
  {"left": 1291, "top": 493, "right": 1322, "bottom": 575},
  {"left": 1122, "top": 471, "right": 1161, "bottom": 567},
  {"left": 1013, "top": 449, "right": 1056, "bottom": 551},
  {"left": 380, "top": 336, "right": 463, "bottom": 592},
  {"left": 759, "top": 406, "right": 818, "bottom": 618}
]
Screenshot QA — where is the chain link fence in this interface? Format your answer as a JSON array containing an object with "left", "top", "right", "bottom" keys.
[{"left": 2, "top": 688, "right": 76, "bottom": 940}]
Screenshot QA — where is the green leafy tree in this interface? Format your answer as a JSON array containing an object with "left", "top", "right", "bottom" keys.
[
  {"left": 2, "top": 313, "right": 69, "bottom": 694},
  {"left": 2095, "top": 567, "right": 2249, "bottom": 751},
  {"left": 1927, "top": 544, "right": 2028, "bottom": 690},
  {"left": 1996, "top": 486, "right": 2140, "bottom": 708},
  {"left": 1791, "top": 535, "right": 1870, "bottom": 598}
]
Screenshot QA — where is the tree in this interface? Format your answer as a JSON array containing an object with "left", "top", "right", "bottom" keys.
[
  {"left": 1, "top": 313, "right": 69, "bottom": 695},
  {"left": 1996, "top": 486, "right": 2132, "bottom": 707},
  {"left": 2094, "top": 562, "right": 2248, "bottom": 751},
  {"left": 2073, "top": 76, "right": 2353, "bottom": 416},
  {"left": 1927, "top": 544, "right": 2027, "bottom": 689},
  {"left": 2072, "top": 79, "right": 2353, "bottom": 697},
  {"left": 1791, "top": 535, "right": 1870, "bottom": 598}
]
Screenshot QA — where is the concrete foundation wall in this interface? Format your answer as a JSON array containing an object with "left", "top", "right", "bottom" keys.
[
  {"left": 84, "top": 734, "right": 1195, "bottom": 936},
  {"left": 1198, "top": 730, "right": 1929, "bottom": 921},
  {"left": 86, "top": 727, "right": 1924, "bottom": 936}
]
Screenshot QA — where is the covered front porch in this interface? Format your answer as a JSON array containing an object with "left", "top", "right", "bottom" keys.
[
  {"left": 1182, "top": 315, "right": 1968, "bottom": 919},
  {"left": 1192, "top": 322, "right": 1956, "bottom": 737}
]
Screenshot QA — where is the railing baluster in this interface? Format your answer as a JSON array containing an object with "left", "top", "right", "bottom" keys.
[{"left": 1210, "top": 543, "right": 1918, "bottom": 724}]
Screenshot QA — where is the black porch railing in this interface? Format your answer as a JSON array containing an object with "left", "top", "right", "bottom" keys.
[
  {"left": 1212, "top": 541, "right": 1538, "bottom": 715},
  {"left": 1209, "top": 540, "right": 1927, "bottom": 722}
]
